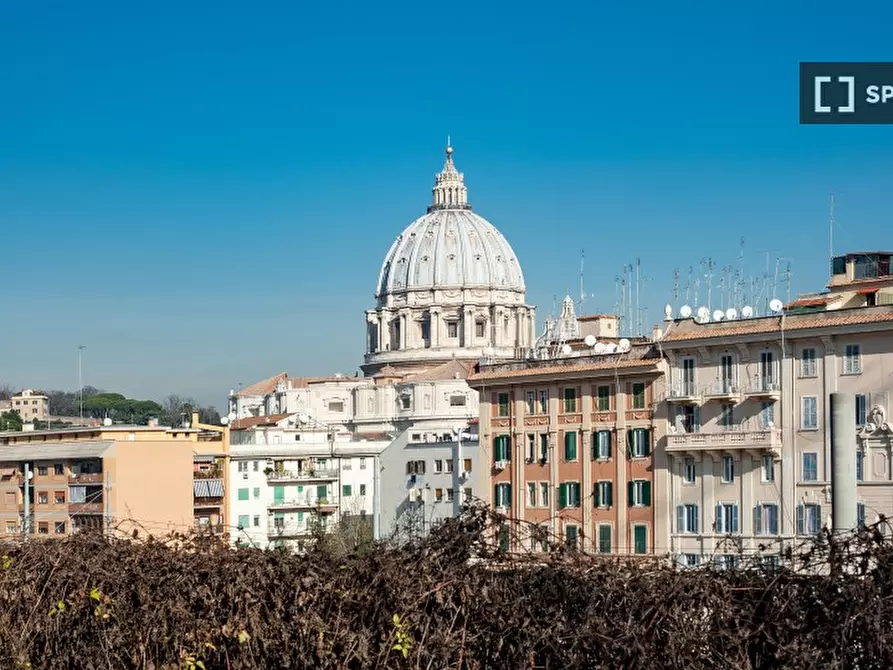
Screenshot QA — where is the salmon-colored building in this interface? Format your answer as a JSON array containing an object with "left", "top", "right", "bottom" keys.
[
  {"left": 0, "top": 415, "right": 229, "bottom": 539},
  {"left": 469, "top": 337, "right": 668, "bottom": 554}
]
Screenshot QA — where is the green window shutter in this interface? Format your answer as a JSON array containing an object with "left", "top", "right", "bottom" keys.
[
  {"left": 507, "top": 483, "right": 512, "bottom": 506},
  {"left": 316, "top": 485, "right": 327, "bottom": 500},
  {"left": 626, "top": 430, "right": 633, "bottom": 459},
  {"left": 634, "top": 525, "right": 647, "bottom": 554},
  {"left": 493, "top": 436, "right": 502, "bottom": 461},
  {"left": 627, "top": 481, "right": 634, "bottom": 507},
  {"left": 606, "top": 482, "right": 613, "bottom": 507},
  {"left": 493, "top": 484, "right": 499, "bottom": 506},
  {"left": 506, "top": 435, "right": 512, "bottom": 461},
  {"left": 237, "top": 488, "right": 249, "bottom": 501},
  {"left": 565, "top": 432, "right": 577, "bottom": 460},
  {"left": 644, "top": 429, "right": 652, "bottom": 457},
  {"left": 558, "top": 483, "right": 567, "bottom": 509},
  {"left": 237, "top": 514, "right": 249, "bottom": 529},
  {"left": 643, "top": 481, "right": 652, "bottom": 507},
  {"left": 273, "top": 486, "right": 284, "bottom": 503},
  {"left": 606, "top": 431, "right": 612, "bottom": 459},
  {"left": 342, "top": 485, "right": 351, "bottom": 497},
  {"left": 593, "top": 483, "right": 600, "bottom": 508}
]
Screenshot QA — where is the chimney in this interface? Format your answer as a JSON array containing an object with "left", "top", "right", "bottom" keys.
[{"left": 651, "top": 324, "right": 663, "bottom": 341}]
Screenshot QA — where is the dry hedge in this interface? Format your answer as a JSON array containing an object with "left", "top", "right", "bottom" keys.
[{"left": 1, "top": 507, "right": 892, "bottom": 669}]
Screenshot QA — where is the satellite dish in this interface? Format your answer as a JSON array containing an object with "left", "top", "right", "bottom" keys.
[
  {"left": 103, "top": 417, "right": 113, "bottom": 427},
  {"left": 298, "top": 413, "right": 309, "bottom": 425},
  {"left": 561, "top": 344, "right": 572, "bottom": 355},
  {"left": 679, "top": 304, "right": 692, "bottom": 319},
  {"left": 726, "top": 308, "right": 738, "bottom": 320},
  {"left": 584, "top": 334, "right": 597, "bottom": 347},
  {"left": 713, "top": 309, "right": 724, "bottom": 322},
  {"left": 664, "top": 304, "right": 673, "bottom": 320},
  {"left": 593, "top": 342, "right": 606, "bottom": 354},
  {"left": 605, "top": 343, "right": 618, "bottom": 353},
  {"left": 697, "top": 306, "right": 710, "bottom": 321},
  {"left": 452, "top": 424, "right": 465, "bottom": 436},
  {"left": 769, "top": 298, "right": 784, "bottom": 313},
  {"left": 741, "top": 305, "right": 753, "bottom": 318},
  {"left": 618, "top": 338, "right": 631, "bottom": 352},
  {"left": 220, "top": 416, "right": 229, "bottom": 425}
]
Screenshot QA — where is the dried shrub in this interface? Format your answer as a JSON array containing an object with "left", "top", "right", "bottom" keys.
[{"left": 1, "top": 508, "right": 892, "bottom": 669}]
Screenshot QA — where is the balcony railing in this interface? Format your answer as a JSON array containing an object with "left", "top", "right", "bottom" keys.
[
  {"left": 268, "top": 523, "right": 321, "bottom": 538},
  {"left": 69, "top": 472, "right": 104, "bottom": 485},
  {"left": 702, "top": 380, "right": 742, "bottom": 400},
  {"left": 267, "top": 469, "right": 339, "bottom": 482},
  {"left": 745, "top": 376, "right": 781, "bottom": 397},
  {"left": 667, "top": 383, "right": 700, "bottom": 403},
  {"left": 194, "top": 496, "right": 224, "bottom": 509},
  {"left": 667, "top": 429, "right": 781, "bottom": 451},
  {"left": 69, "top": 502, "right": 104, "bottom": 514},
  {"left": 268, "top": 495, "right": 338, "bottom": 510},
  {"left": 193, "top": 469, "right": 223, "bottom": 480}
]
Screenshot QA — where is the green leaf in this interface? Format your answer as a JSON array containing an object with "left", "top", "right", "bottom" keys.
[
  {"left": 89, "top": 587, "right": 101, "bottom": 602},
  {"left": 392, "top": 613, "right": 400, "bottom": 626}
]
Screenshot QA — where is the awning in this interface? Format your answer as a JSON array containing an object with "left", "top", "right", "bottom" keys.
[
  {"left": 856, "top": 288, "right": 878, "bottom": 295},
  {"left": 0, "top": 467, "right": 16, "bottom": 476},
  {"left": 193, "top": 479, "right": 224, "bottom": 498}
]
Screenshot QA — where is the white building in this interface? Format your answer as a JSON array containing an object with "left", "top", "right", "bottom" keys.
[{"left": 226, "top": 143, "right": 533, "bottom": 543}]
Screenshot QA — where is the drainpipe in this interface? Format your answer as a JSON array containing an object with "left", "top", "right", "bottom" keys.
[
  {"left": 22, "top": 463, "right": 31, "bottom": 537},
  {"left": 830, "top": 393, "right": 857, "bottom": 532}
]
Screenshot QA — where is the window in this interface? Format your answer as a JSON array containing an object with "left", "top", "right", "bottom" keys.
[
  {"left": 627, "top": 428, "right": 651, "bottom": 458},
  {"left": 400, "top": 396, "right": 411, "bottom": 410},
  {"left": 797, "top": 503, "right": 822, "bottom": 535},
  {"left": 594, "top": 481, "right": 613, "bottom": 508},
  {"left": 434, "top": 459, "right": 443, "bottom": 474},
  {"left": 526, "top": 434, "right": 536, "bottom": 462},
  {"left": 526, "top": 391, "right": 535, "bottom": 415},
  {"left": 38, "top": 522, "right": 49, "bottom": 535},
  {"left": 681, "top": 554, "right": 701, "bottom": 568},
  {"left": 445, "top": 459, "right": 453, "bottom": 473},
  {"left": 683, "top": 457, "right": 696, "bottom": 484},
  {"left": 844, "top": 344, "right": 862, "bottom": 374},
  {"left": 37, "top": 466, "right": 48, "bottom": 476},
  {"left": 719, "top": 403, "right": 735, "bottom": 428},
  {"left": 677, "top": 504, "right": 699, "bottom": 534},
  {"left": 759, "top": 401, "right": 775, "bottom": 428},
  {"left": 800, "top": 348, "right": 817, "bottom": 377},
  {"left": 360, "top": 457, "right": 367, "bottom": 470},
  {"left": 856, "top": 394, "right": 867, "bottom": 426},
  {"left": 540, "top": 482, "right": 550, "bottom": 508},
  {"left": 342, "top": 485, "right": 352, "bottom": 497},
  {"left": 54, "top": 491, "right": 65, "bottom": 505},
  {"left": 563, "top": 431, "right": 578, "bottom": 461},
  {"left": 719, "top": 354, "right": 735, "bottom": 390},
  {"left": 237, "top": 488, "right": 249, "bottom": 501},
  {"left": 253, "top": 487, "right": 260, "bottom": 499},
  {"left": 628, "top": 480, "right": 651, "bottom": 507},
  {"left": 721, "top": 456, "right": 735, "bottom": 483},
  {"left": 558, "top": 482, "right": 581, "bottom": 508},
  {"left": 714, "top": 503, "right": 739, "bottom": 534},
  {"left": 754, "top": 503, "right": 779, "bottom": 535},
  {"left": 857, "top": 450, "right": 864, "bottom": 482},
  {"left": 435, "top": 488, "right": 443, "bottom": 502},
  {"left": 538, "top": 390, "right": 548, "bottom": 414},
  {"left": 565, "top": 525, "right": 579, "bottom": 550},
  {"left": 463, "top": 458, "right": 472, "bottom": 473},
  {"left": 598, "top": 524, "right": 612, "bottom": 554},
  {"left": 493, "top": 435, "right": 511, "bottom": 462},
  {"left": 596, "top": 385, "right": 611, "bottom": 411},
  {"left": 420, "top": 319, "right": 430, "bottom": 342},
  {"left": 328, "top": 400, "right": 344, "bottom": 413},
  {"left": 253, "top": 461, "right": 259, "bottom": 471},
  {"left": 494, "top": 483, "right": 512, "bottom": 508},
  {"left": 360, "top": 484, "right": 366, "bottom": 496},
  {"left": 38, "top": 491, "right": 48, "bottom": 505},
  {"left": 761, "top": 455, "right": 775, "bottom": 483},
  {"left": 447, "top": 321, "right": 458, "bottom": 338},
  {"left": 759, "top": 351, "right": 776, "bottom": 388},
  {"left": 463, "top": 488, "right": 472, "bottom": 502},
  {"left": 593, "top": 430, "right": 611, "bottom": 460},
  {"left": 679, "top": 358, "right": 696, "bottom": 396},
  {"left": 857, "top": 502, "right": 866, "bottom": 528},
  {"left": 633, "top": 525, "right": 647, "bottom": 554},
  {"left": 527, "top": 482, "right": 537, "bottom": 507},
  {"left": 53, "top": 463, "right": 64, "bottom": 476},
  {"left": 406, "top": 460, "right": 427, "bottom": 475},
  {"left": 539, "top": 434, "right": 548, "bottom": 462},
  {"left": 802, "top": 453, "right": 818, "bottom": 482},
  {"left": 238, "top": 461, "right": 248, "bottom": 473},
  {"left": 676, "top": 405, "right": 700, "bottom": 433},
  {"left": 562, "top": 388, "right": 577, "bottom": 413},
  {"left": 237, "top": 514, "right": 249, "bottom": 529},
  {"left": 475, "top": 320, "right": 485, "bottom": 338},
  {"left": 801, "top": 396, "right": 818, "bottom": 430},
  {"left": 497, "top": 393, "right": 510, "bottom": 417},
  {"left": 631, "top": 382, "right": 646, "bottom": 409},
  {"left": 55, "top": 521, "right": 66, "bottom": 534}
]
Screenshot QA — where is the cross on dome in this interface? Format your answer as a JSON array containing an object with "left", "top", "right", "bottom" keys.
[{"left": 429, "top": 140, "right": 470, "bottom": 212}]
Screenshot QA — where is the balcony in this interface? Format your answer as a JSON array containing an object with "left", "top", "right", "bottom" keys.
[
  {"left": 69, "top": 502, "right": 103, "bottom": 514},
  {"left": 702, "top": 380, "right": 742, "bottom": 403},
  {"left": 268, "top": 496, "right": 338, "bottom": 512},
  {"left": 267, "top": 522, "right": 319, "bottom": 538},
  {"left": 194, "top": 496, "right": 224, "bottom": 510},
  {"left": 744, "top": 377, "right": 781, "bottom": 400},
  {"left": 667, "top": 428, "right": 781, "bottom": 452},
  {"left": 69, "top": 472, "right": 104, "bottom": 485},
  {"left": 266, "top": 469, "right": 339, "bottom": 483},
  {"left": 666, "top": 383, "right": 700, "bottom": 404},
  {"left": 193, "top": 468, "right": 223, "bottom": 480}
]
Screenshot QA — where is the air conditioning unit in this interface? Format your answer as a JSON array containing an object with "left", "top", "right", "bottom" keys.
[{"left": 495, "top": 460, "right": 508, "bottom": 470}]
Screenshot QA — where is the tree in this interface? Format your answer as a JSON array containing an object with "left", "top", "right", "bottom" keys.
[
  {"left": 0, "top": 411, "right": 22, "bottom": 432},
  {"left": 0, "top": 385, "right": 15, "bottom": 401}
]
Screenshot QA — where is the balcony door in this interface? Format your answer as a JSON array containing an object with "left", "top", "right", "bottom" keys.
[
  {"left": 719, "top": 354, "right": 735, "bottom": 392},
  {"left": 760, "top": 352, "right": 775, "bottom": 389},
  {"left": 681, "top": 358, "right": 696, "bottom": 395}
]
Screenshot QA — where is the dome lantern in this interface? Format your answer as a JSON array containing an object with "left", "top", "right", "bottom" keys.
[{"left": 429, "top": 139, "right": 470, "bottom": 213}]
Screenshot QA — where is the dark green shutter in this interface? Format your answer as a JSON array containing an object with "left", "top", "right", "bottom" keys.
[
  {"left": 627, "top": 481, "right": 634, "bottom": 507},
  {"left": 644, "top": 429, "right": 652, "bottom": 457},
  {"left": 559, "top": 483, "right": 567, "bottom": 509},
  {"left": 506, "top": 435, "right": 512, "bottom": 461},
  {"left": 606, "top": 482, "right": 613, "bottom": 507},
  {"left": 643, "top": 481, "right": 651, "bottom": 507},
  {"left": 593, "top": 483, "right": 600, "bottom": 508},
  {"left": 493, "top": 484, "right": 499, "bottom": 507},
  {"left": 626, "top": 430, "right": 633, "bottom": 459},
  {"left": 506, "top": 484, "right": 512, "bottom": 506},
  {"left": 606, "top": 431, "right": 612, "bottom": 459}
]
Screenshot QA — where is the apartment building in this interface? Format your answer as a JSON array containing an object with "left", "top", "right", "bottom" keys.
[
  {"left": 0, "top": 418, "right": 228, "bottom": 539},
  {"left": 469, "top": 343, "right": 668, "bottom": 554},
  {"left": 659, "top": 251, "right": 893, "bottom": 567},
  {"left": 10, "top": 389, "right": 50, "bottom": 421}
]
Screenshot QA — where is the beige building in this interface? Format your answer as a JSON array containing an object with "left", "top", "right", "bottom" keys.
[
  {"left": 10, "top": 390, "right": 50, "bottom": 421},
  {"left": 658, "top": 251, "right": 893, "bottom": 567},
  {"left": 0, "top": 418, "right": 229, "bottom": 539}
]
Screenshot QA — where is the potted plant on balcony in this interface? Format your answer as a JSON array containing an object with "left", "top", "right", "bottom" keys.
[{"left": 263, "top": 466, "right": 274, "bottom": 476}]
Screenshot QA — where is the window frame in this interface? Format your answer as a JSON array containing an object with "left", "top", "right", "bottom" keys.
[
  {"left": 843, "top": 344, "right": 862, "bottom": 375},
  {"left": 802, "top": 452, "right": 818, "bottom": 482},
  {"left": 800, "top": 395, "right": 818, "bottom": 430},
  {"left": 800, "top": 347, "right": 817, "bottom": 377}
]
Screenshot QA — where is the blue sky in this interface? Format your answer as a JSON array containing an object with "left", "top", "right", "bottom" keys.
[{"left": 2, "top": 1, "right": 892, "bottom": 408}]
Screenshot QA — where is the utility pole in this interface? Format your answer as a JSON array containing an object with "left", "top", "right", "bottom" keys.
[{"left": 78, "top": 345, "right": 86, "bottom": 421}]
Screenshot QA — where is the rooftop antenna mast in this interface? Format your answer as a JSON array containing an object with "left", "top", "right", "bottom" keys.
[
  {"left": 673, "top": 268, "right": 680, "bottom": 311},
  {"left": 685, "top": 266, "right": 694, "bottom": 305},
  {"left": 702, "top": 257, "right": 715, "bottom": 311}
]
